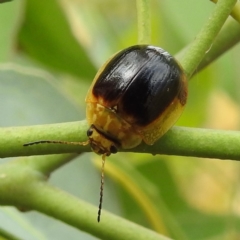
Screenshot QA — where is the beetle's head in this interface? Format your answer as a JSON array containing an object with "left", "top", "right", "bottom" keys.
[{"left": 87, "top": 124, "right": 119, "bottom": 156}]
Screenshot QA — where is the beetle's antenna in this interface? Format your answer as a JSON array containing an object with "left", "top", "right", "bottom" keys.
[
  {"left": 97, "top": 154, "right": 106, "bottom": 222},
  {"left": 23, "top": 140, "right": 89, "bottom": 147}
]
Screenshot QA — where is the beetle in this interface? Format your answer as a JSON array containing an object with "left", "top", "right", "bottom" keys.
[
  {"left": 24, "top": 45, "right": 188, "bottom": 221},
  {"left": 85, "top": 45, "right": 187, "bottom": 155}
]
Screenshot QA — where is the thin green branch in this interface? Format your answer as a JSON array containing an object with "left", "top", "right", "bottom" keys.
[
  {"left": 1, "top": 121, "right": 240, "bottom": 160},
  {"left": 136, "top": 0, "right": 151, "bottom": 44},
  {"left": 211, "top": 0, "right": 240, "bottom": 23},
  {"left": 181, "top": 0, "right": 237, "bottom": 79},
  {"left": 19, "top": 154, "right": 79, "bottom": 176},
  {"left": 176, "top": 0, "right": 240, "bottom": 72},
  {"left": 132, "top": 127, "right": 240, "bottom": 160},
  {"left": 230, "top": 0, "right": 240, "bottom": 23},
  {"left": 195, "top": 18, "right": 240, "bottom": 72},
  {"left": 176, "top": 18, "right": 240, "bottom": 74},
  {"left": 0, "top": 161, "right": 171, "bottom": 240},
  {"left": 0, "top": 121, "right": 90, "bottom": 158}
]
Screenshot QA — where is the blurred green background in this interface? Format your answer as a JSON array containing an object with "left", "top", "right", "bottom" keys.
[{"left": 0, "top": 0, "right": 240, "bottom": 239}]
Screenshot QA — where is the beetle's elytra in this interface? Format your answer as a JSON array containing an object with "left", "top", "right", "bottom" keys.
[{"left": 86, "top": 45, "right": 187, "bottom": 156}]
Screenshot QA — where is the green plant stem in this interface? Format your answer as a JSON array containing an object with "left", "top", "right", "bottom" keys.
[
  {"left": 176, "top": 1, "right": 240, "bottom": 74},
  {"left": 181, "top": 0, "right": 237, "bottom": 79},
  {"left": 176, "top": 17, "right": 240, "bottom": 75},
  {"left": 197, "top": 17, "right": 240, "bottom": 72},
  {"left": 0, "top": 161, "right": 171, "bottom": 240},
  {"left": 136, "top": 0, "right": 151, "bottom": 44},
  {"left": 211, "top": 0, "right": 240, "bottom": 23},
  {"left": 20, "top": 154, "right": 79, "bottom": 176},
  {"left": 0, "top": 121, "right": 90, "bottom": 158},
  {"left": 133, "top": 127, "right": 240, "bottom": 160},
  {"left": 230, "top": 1, "right": 240, "bottom": 23},
  {"left": 1, "top": 121, "right": 240, "bottom": 160}
]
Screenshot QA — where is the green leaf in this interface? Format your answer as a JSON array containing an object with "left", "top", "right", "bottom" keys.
[{"left": 18, "top": 0, "right": 96, "bottom": 80}]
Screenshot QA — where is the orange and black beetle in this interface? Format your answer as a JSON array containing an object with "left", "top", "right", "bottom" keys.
[{"left": 85, "top": 45, "right": 187, "bottom": 156}]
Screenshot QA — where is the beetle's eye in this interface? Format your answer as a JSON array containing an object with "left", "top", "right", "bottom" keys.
[
  {"left": 110, "top": 145, "right": 118, "bottom": 154},
  {"left": 87, "top": 128, "right": 93, "bottom": 137}
]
